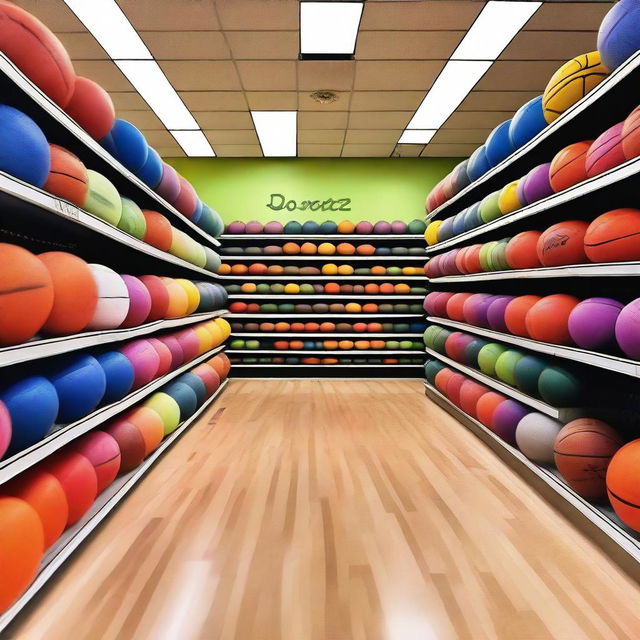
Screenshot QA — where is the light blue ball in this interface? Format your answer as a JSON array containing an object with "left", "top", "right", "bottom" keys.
[{"left": 509, "top": 96, "right": 547, "bottom": 149}]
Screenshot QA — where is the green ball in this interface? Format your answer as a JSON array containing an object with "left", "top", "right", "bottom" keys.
[
  {"left": 230, "top": 339, "right": 245, "bottom": 349},
  {"left": 395, "top": 323, "right": 410, "bottom": 332},
  {"left": 256, "top": 283, "right": 270, "bottom": 294},
  {"left": 278, "top": 303, "right": 295, "bottom": 313},
  {"left": 258, "top": 357, "right": 271, "bottom": 364},
  {"left": 117, "top": 197, "right": 146, "bottom": 238},
  {"left": 391, "top": 247, "right": 409, "bottom": 256},
  {"left": 412, "top": 341, "right": 423, "bottom": 350},
  {"left": 300, "top": 283, "right": 315, "bottom": 294},
  {"left": 479, "top": 241, "right": 498, "bottom": 271},
  {"left": 399, "top": 340, "right": 414, "bottom": 350},
  {"left": 319, "top": 221, "right": 338, "bottom": 234},
  {"left": 409, "top": 304, "right": 423, "bottom": 313},
  {"left": 381, "top": 323, "right": 394, "bottom": 332},
  {"left": 538, "top": 366, "right": 582, "bottom": 407},
  {"left": 464, "top": 338, "right": 488, "bottom": 365},
  {"left": 494, "top": 349, "right": 524, "bottom": 385},
  {"left": 432, "top": 327, "right": 452, "bottom": 354},
  {"left": 225, "top": 284, "right": 241, "bottom": 294},
  {"left": 284, "top": 221, "right": 302, "bottom": 234},
  {"left": 203, "top": 246, "right": 220, "bottom": 272},
  {"left": 513, "top": 355, "right": 547, "bottom": 395},
  {"left": 408, "top": 218, "right": 427, "bottom": 233},
  {"left": 261, "top": 303, "right": 278, "bottom": 313},
  {"left": 144, "top": 393, "right": 180, "bottom": 435},
  {"left": 354, "top": 268, "right": 370, "bottom": 275},
  {"left": 491, "top": 239, "right": 511, "bottom": 271},
  {"left": 379, "top": 304, "right": 394, "bottom": 314},
  {"left": 477, "top": 343, "right": 509, "bottom": 376},
  {"left": 84, "top": 170, "right": 122, "bottom": 225},
  {"left": 387, "top": 266, "right": 402, "bottom": 275},
  {"left": 394, "top": 303, "right": 410, "bottom": 313},
  {"left": 386, "top": 340, "right": 400, "bottom": 349},
  {"left": 479, "top": 191, "right": 502, "bottom": 223},
  {"left": 411, "top": 287, "right": 428, "bottom": 294},
  {"left": 423, "top": 326, "right": 440, "bottom": 348},
  {"left": 246, "top": 340, "right": 261, "bottom": 349},
  {"left": 270, "top": 284, "right": 285, "bottom": 294},
  {"left": 243, "top": 357, "right": 258, "bottom": 364}
]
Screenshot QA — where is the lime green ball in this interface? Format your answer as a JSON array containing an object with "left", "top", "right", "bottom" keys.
[
  {"left": 256, "top": 283, "right": 270, "bottom": 294},
  {"left": 84, "top": 170, "right": 122, "bottom": 225},
  {"left": 479, "top": 191, "right": 502, "bottom": 223},
  {"left": 399, "top": 340, "right": 414, "bottom": 350},
  {"left": 270, "top": 284, "right": 285, "bottom": 294},
  {"left": 246, "top": 340, "right": 261, "bottom": 350},
  {"left": 230, "top": 339, "right": 245, "bottom": 349},
  {"left": 386, "top": 340, "right": 400, "bottom": 349},
  {"left": 479, "top": 241, "right": 498, "bottom": 271},
  {"left": 117, "top": 197, "right": 146, "bottom": 238},
  {"left": 494, "top": 349, "right": 524, "bottom": 385},
  {"left": 477, "top": 343, "right": 509, "bottom": 376},
  {"left": 423, "top": 325, "right": 440, "bottom": 348},
  {"left": 144, "top": 393, "right": 180, "bottom": 435},
  {"left": 432, "top": 327, "right": 452, "bottom": 354}
]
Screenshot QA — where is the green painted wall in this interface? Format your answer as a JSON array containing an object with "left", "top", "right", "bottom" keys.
[{"left": 166, "top": 157, "right": 459, "bottom": 224}]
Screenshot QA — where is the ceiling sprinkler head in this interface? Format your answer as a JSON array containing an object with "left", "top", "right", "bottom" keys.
[{"left": 310, "top": 90, "right": 338, "bottom": 104}]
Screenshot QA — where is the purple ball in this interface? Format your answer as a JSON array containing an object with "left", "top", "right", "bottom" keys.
[
  {"left": 156, "top": 162, "right": 181, "bottom": 203},
  {"left": 615, "top": 298, "right": 640, "bottom": 358},
  {"left": 119, "top": 339, "right": 160, "bottom": 389},
  {"left": 245, "top": 220, "right": 263, "bottom": 234},
  {"left": 264, "top": 221, "right": 284, "bottom": 234},
  {"left": 120, "top": 275, "right": 152, "bottom": 328},
  {"left": 373, "top": 221, "right": 392, "bottom": 234},
  {"left": 442, "top": 249, "right": 460, "bottom": 275},
  {"left": 492, "top": 400, "right": 529, "bottom": 445},
  {"left": 522, "top": 163, "right": 553, "bottom": 205},
  {"left": 463, "top": 293, "right": 495, "bottom": 327},
  {"left": 355, "top": 221, "right": 373, "bottom": 234},
  {"left": 486, "top": 295, "right": 516, "bottom": 333},
  {"left": 570, "top": 297, "right": 624, "bottom": 350},
  {"left": 391, "top": 221, "right": 407, "bottom": 234},
  {"left": 428, "top": 255, "right": 443, "bottom": 278},
  {"left": 157, "top": 336, "right": 184, "bottom": 370},
  {"left": 226, "top": 221, "right": 246, "bottom": 234},
  {"left": 424, "top": 292, "right": 441, "bottom": 315}
]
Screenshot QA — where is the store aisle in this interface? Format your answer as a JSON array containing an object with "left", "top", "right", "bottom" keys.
[{"left": 8, "top": 380, "right": 640, "bottom": 640}]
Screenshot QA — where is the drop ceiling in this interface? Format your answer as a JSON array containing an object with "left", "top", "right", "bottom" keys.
[{"left": 18, "top": 0, "right": 611, "bottom": 158}]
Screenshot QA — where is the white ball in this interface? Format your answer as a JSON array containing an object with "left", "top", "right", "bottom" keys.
[
  {"left": 87, "top": 264, "right": 130, "bottom": 330},
  {"left": 515, "top": 412, "right": 563, "bottom": 464}
]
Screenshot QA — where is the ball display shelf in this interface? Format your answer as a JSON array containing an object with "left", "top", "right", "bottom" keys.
[
  {"left": 0, "top": 378, "right": 229, "bottom": 635},
  {"left": 228, "top": 313, "right": 425, "bottom": 319},
  {"left": 221, "top": 255, "right": 426, "bottom": 262},
  {"left": 427, "top": 316, "right": 640, "bottom": 379},
  {"left": 221, "top": 234, "right": 425, "bottom": 242},
  {"left": 218, "top": 274, "right": 427, "bottom": 281},
  {"left": 0, "top": 53, "right": 219, "bottom": 248},
  {"left": 423, "top": 346, "right": 583, "bottom": 422},
  {"left": 228, "top": 294, "right": 425, "bottom": 300},
  {"left": 0, "top": 345, "right": 226, "bottom": 486},
  {"left": 0, "top": 171, "right": 218, "bottom": 280},
  {"left": 427, "top": 50, "right": 640, "bottom": 221},
  {"left": 426, "top": 154, "right": 640, "bottom": 256},
  {"left": 423, "top": 380, "right": 640, "bottom": 579},
  {"left": 229, "top": 350, "right": 425, "bottom": 356},
  {"left": 0, "top": 310, "right": 227, "bottom": 369},
  {"left": 232, "top": 333, "right": 424, "bottom": 338}
]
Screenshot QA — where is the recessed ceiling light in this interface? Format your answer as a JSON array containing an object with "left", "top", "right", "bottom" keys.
[
  {"left": 171, "top": 130, "right": 216, "bottom": 157},
  {"left": 398, "top": 130, "right": 437, "bottom": 145},
  {"left": 252, "top": 111, "right": 297, "bottom": 157},
  {"left": 300, "top": 1, "right": 364, "bottom": 59}
]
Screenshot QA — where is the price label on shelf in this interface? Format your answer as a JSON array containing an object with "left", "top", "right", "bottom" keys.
[{"left": 53, "top": 199, "right": 80, "bottom": 220}]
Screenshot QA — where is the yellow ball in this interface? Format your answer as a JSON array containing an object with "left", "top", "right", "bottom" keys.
[
  {"left": 498, "top": 180, "right": 523, "bottom": 215},
  {"left": 174, "top": 279, "right": 200, "bottom": 314},
  {"left": 424, "top": 220, "right": 443, "bottom": 245},
  {"left": 205, "top": 321, "right": 224, "bottom": 347},
  {"left": 542, "top": 51, "right": 609, "bottom": 124},
  {"left": 194, "top": 325, "right": 214, "bottom": 353},
  {"left": 284, "top": 283, "right": 300, "bottom": 294},
  {"left": 169, "top": 228, "right": 191, "bottom": 262},
  {"left": 213, "top": 317, "right": 231, "bottom": 340},
  {"left": 337, "top": 264, "right": 354, "bottom": 275},
  {"left": 144, "top": 393, "right": 180, "bottom": 435},
  {"left": 322, "top": 263, "right": 338, "bottom": 275}
]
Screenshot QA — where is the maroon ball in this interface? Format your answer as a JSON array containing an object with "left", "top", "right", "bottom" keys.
[
  {"left": 424, "top": 291, "right": 442, "bottom": 315},
  {"left": 445, "top": 332, "right": 476, "bottom": 363},
  {"left": 432, "top": 292, "right": 455, "bottom": 317},
  {"left": 156, "top": 162, "right": 180, "bottom": 203},
  {"left": 491, "top": 400, "right": 529, "bottom": 445}
]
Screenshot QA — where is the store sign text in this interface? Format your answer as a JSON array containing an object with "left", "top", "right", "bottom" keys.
[{"left": 266, "top": 193, "right": 351, "bottom": 212}]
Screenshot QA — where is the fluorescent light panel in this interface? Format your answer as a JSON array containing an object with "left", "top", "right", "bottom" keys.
[
  {"left": 252, "top": 111, "right": 297, "bottom": 157},
  {"left": 398, "top": 130, "right": 436, "bottom": 145},
  {"left": 452, "top": 1, "right": 542, "bottom": 61},
  {"left": 171, "top": 130, "right": 216, "bottom": 157},
  {"left": 300, "top": 2, "right": 364, "bottom": 55}
]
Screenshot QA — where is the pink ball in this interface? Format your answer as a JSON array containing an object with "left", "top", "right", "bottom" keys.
[
  {"left": 245, "top": 220, "right": 263, "bottom": 234},
  {"left": 569, "top": 297, "right": 623, "bottom": 351},
  {"left": 120, "top": 339, "right": 160, "bottom": 389},
  {"left": 432, "top": 292, "right": 455, "bottom": 317},
  {"left": 157, "top": 162, "right": 181, "bottom": 203},
  {"left": 355, "top": 221, "right": 373, "bottom": 234},
  {"left": 71, "top": 430, "right": 121, "bottom": 492},
  {"left": 391, "top": 221, "right": 407, "bottom": 234},
  {"left": 463, "top": 293, "right": 494, "bottom": 327},
  {"left": 442, "top": 249, "right": 460, "bottom": 275},
  {"left": 173, "top": 176, "right": 198, "bottom": 217},
  {"left": 226, "top": 221, "right": 246, "bottom": 234},
  {"left": 522, "top": 163, "right": 553, "bottom": 205},
  {"left": 175, "top": 329, "right": 200, "bottom": 363},
  {"left": 445, "top": 332, "right": 476, "bottom": 363},
  {"left": 426, "top": 255, "right": 442, "bottom": 278},
  {"left": 264, "top": 221, "right": 284, "bottom": 234},
  {"left": 156, "top": 335, "right": 184, "bottom": 370},
  {"left": 120, "top": 275, "right": 152, "bottom": 328},
  {"left": 486, "top": 295, "right": 515, "bottom": 332},
  {"left": 423, "top": 292, "right": 442, "bottom": 315},
  {"left": 0, "top": 400, "right": 11, "bottom": 458},
  {"left": 615, "top": 298, "right": 640, "bottom": 358},
  {"left": 586, "top": 122, "right": 626, "bottom": 177},
  {"left": 147, "top": 337, "right": 173, "bottom": 377},
  {"left": 373, "top": 221, "right": 392, "bottom": 234}
]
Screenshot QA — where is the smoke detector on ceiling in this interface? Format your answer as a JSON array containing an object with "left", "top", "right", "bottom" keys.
[{"left": 310, "top": 90, "right": 338, "bottom": 104}]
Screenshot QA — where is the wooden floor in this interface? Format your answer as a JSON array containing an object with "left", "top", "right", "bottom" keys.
[{"left": 8, "top": 379, "right": 640, "bottom": 640}]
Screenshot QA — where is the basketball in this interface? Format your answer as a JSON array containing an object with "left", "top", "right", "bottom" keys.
[
  {"left": 0, "top": 1, "right": 75, "bottom": 106},
  {"left": 486, "top": 295, "right": 515, "bottom": 332},
  {"left": 569, "top": 297, "right": 623, "bottom": 350},
  {"left": 120, "top": 339, "right": 160, "bottom": 389},
  {"left": 44, "top": 144, "right": 88, "bottom": 206},
  {"left": 157, "top": 162, "right": 181, "bottom": 203},
  {"left": 491, "top": 400, "right": 529, "bottom": 446},
  {"left": 476, "top": 392, "right": 507, "bottom": 427},
  {"left": 446, "top": 292, "right": 473, "bottom": 322},
  {"left": 597, "top": 0, "right": 640, "bottom": 70},
  {"left": 622, "top": 105, "right": 640, "bottom": 160},
  {"left": 485, "top": 120, "right": 514, "bottom": 166},
  {"left": 179, "top": 372, "right": 207, "bottom": 406},
  {"left": 42, "top": 450, "right": 97, "bottom": 526},
  {"left": 525, "top": 294, "right": 580, "bottom": 345},
  {"left": 459, "top": 380, "right": 490, "bottom": 417},
  {"left": 175, "top": 279, "right": 200, "bottom": 314},
  {"left": 135, "top": 147, "right": 163, "bottom": 188},
  {"left": 549, "top": 141, "right": 592, "bottom": 192},
  {"left": 105, "top": 418, "right": 146, "bottom": 472},
  {"left": 87, "top": 265, "right": 130, "bottom": 330},
  {"left": 554, "top": 418, "right": 623, "bottom": 500},
  {"left": 355, "top": 221, "right": 373, "bottom": 234},
  {"left": 118, "top": 275, "right": 151, "bottom": 328},
  {"left": 163, "top": 381, "right": 198, "bottom": 420},
  {"left": 584, "top": 208, "right": 640, "bottom": 262},
  {"left": 509, "top": 96, "right": 546, "bottom": 148},
  {"left": 445, "top": 333, "right": 476, "bottom": 364},
  {"left": 585, "top": 122, "right": 626, "bottom": 177},
  {"left": 498, "top": 180, "right": 522, "bottom": 215},
  {"left": 615, "top": 298, "right": 640, "bottom": 358},
  {"left": 516, "top": 413, "right": 563, "bottom": 463},
  {"left": 101, "top": 119, "right": 148, "bottom": 172},
  {"left": 126, "top": 406, "right": 165, "bottom": 456},
  {"left": 464, "top": 204, "right": 483, "bottom": 231},
  {"left": 504, "top": 295, "right": 542, "bottom": 337},
  {"left": 538, "top": 365, "right": 582, "bottom": 406},
  {"left": 521, "top": 163, "right": 553, "bottom": 205},
  {"left": 83, "top": 170, "right": 122, "bottom": 226},
  {"left": 72, "top": 430, "right": 121, "bottom": 493},
  {"left": 95, "top": 351, "right": 135, "bottom": 403},
  {"left": 434, "top": 368, "right": 455, "bottom": 395},
  {"left": 138, "top": 275, "right": 170, "bottom": 321},
  {"left": 117, "top": 198, "right": 147, "bottom": 239},
  {"left": 0, "top": 496, "right": 44, "bottom": 611},
  {"left": 157, "top": 336, "right": 184, "bottom": 371},
  {"left": 141, "top": 211, "right": 172, "bottom": 252},
  {"left": 537, "top": 220, "right": 588, "bottom": 266},
  {"left": 607, "top": 440, "right": 640, "bottom": 531},
  {"left": 175, "top": 328, "right": 200, "bottom": 361},
  {"left": 424, "top": 359, "right": 446, "bottom": 384},
  {"left": 66, "top": 76, "right": 115, "bottom": 141},
  {"left": 147, "top": 338, "right": 173, "bottom": 376}
]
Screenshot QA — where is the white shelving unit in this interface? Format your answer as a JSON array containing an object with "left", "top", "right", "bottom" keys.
[
  {"left": 228, "top": 294, "right": 425, "bottom": 300},
  {"left": 218, "top": 274, "right": 426, "bottom": 281},
  {"left": 221, "top": 234, "right": 424, "bottom": 241},
  {"left": 221, "top": 254, "right": 426, "bottom": 261},
  {"left": 231, "top": 333, "right": 423, "bottom": 338},
  {"left": 229, "top": 349, "right": 424, "bottom": 355},
  {"left": 228, "top": 313, "right": 425, "bottom": 319}
]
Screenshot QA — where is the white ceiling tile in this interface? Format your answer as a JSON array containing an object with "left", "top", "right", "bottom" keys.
[
  {"left": 236, "top": 61, "right": 297, "bottom": 90},
  {"left": 216, "top": 0, "right": 298, "bottom": 30},
  {"left": 179, "top": 91, "right": 248, "bottom": 111},
  {"left": 118, "top": 0, "right": 220, "bottom": 30},
  {"left": 298, "top": 61, "right": 355, "bottom": 92},
  {"left": 355, "top": 61, "right": 443, "bottom": 91},
  {"left": 299, "top": 144, "right": 343, "bottom": 157},
  {"left": 245, "top": 91, "right": 297, "bottom": 110},
  {"left": 227, "top": 31, "right": 298, "bottom": 59},
  {"left": 141, "top": 31, "right": 230, "bottom": 59},
  {"left": 160, "top": 60, "right": 242, "bottom": 90},
  {"left": 342, "top": 144, "right": 395, "bottom": 157}
]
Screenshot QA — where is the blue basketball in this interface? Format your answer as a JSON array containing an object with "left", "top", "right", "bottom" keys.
[
  {"left": 1, "top": 376, "right": 59, "bottom": 455},
  {"left": 598, "top": 0, "right": 640, "bottom": 70},
  {"left": 509, "top": 96, "right": 547, "bottom": 149},
  {"left": 302, "top": 221, "right": 320, "bottom": 234},
  {"left": 135, "top": 147, "right": 163, "bottom": 188},
  {"left": 438, "top": 217, "right": 455, "bottom": 241},
  {"left": 176, "top": 373, "right": 206, "bottom": 407},
  {"left": 96, "top": 351, "right": 135, "bottom": 403},
  {"left": 101, "top": 119, "right": 149, "bottom": 172},
  {"left": 466, "top": 146, "right": 491, "bottom": 181},
  {"left": 0, "top": 105, "right": 50, "bottom": 187},
  {"left": 485, "top": 120, "right": 515, "bottom": 166},
  {"left": 49, "top": 354, "right": 107, "bottom": 423},
  {"left": 452, "top": 209, "right": 468, "bottom": 236},
  {"left": 463, "top": 203, "right": 483, "bottom": 231},
  {"left": 163, "top": 381, "right": 197, "bottom": 420},
  {"left": 452, "top": 160, "right": 471, "bottom": 192},
  {"left": 191, "top": 199, "right": 203, "bottom": 225}
]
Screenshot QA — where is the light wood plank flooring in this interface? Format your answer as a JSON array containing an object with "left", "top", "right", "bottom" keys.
[{"left": 8, "top": 379, "right": 640, "bottom": 640}]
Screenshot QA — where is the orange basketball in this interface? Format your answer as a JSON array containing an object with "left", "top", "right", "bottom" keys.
[
  {"left": 0, "top": 497, "right": 44, "bottom": 611},
  {"left": 459, "top": 380, "right": 490, "bottom": 417},
  {"left": 229, "top": 302, "right": 247, "bottom": 313},
  {"left": 3, "top": 469, "right": 67, "bottom": 549},
  {"left": 337, "top": 264, "right": 354, "bottom": 275},
  {"left": 325, "top": 283, "right": 340, "bottom": 295},
  {"left": 283, "top": 242, "right": 301, "bottom": 255},
  {"left": 584, "top": 209, "right": 640, "bottom": 263},
  {"left": 549, "top": 141, "right": 592, "bottom": 193},
  {"left": 39, "top": 252, "right": 97, "bottom": 336},
  {"left": 345, "top": 303, "right": 362, "bottom": 313},
  {"left": 383, "top": 358, "right": 399, "bottom": 364},
  {"left": 274, "top": 322, "right": 290, "bottom": 332},
  {"left": 525, "top": 294, "right": 580, "bottom": 345},
  {"left": 300, "top": 242, "right": 317, "bottom": 255},
  {"left": 338, "top": 340, "right": 354, "bottom": 350},
  {"left": 290, "top": 322, "right": 305, "bottom": 331},
  {"left": 434, "top": 368, "right": 455, "bottom": 394},
  {"left": 274, "top": 340, "right": 288, "bottom": 350},
  {"left": 355, "top": 340, "right": 370, "bottom": 349},
  {"left": 369, "top": 266, "right": 384, "bottom": 275},
  {"left": 324, "top": 340, "right": 338, "bottom": 349},
  {"left": 364, "top": 284, "right": 379, "bottom": 294},
  {"left": 368, "top": 322, "right": 383, "bottom": 332},
  {"left": 266, "top": 265, "right": 284, "bottom": 275},
  {"left": 209, "top": 352, "right": 231, "bottom": 378},
  {"left": 463, "top": 245, "right": 483, "bottom": 273},
  {"left": 504, "top": 231, "right": 542, "bottom": 270},
  {"left": 241, "top": 283, "right": 257, "bottom": 293},
  {"left": 230, "top": 264, "right": 249, "bottom": 275},
  {"left": 305, "top": 322, "right": 320, "bottom": 332},
  {"left": 302, "top": 357, "right": 321, "bottom": 365},
  {"left": 142, "top": 210, "right": 173, "bottom": 251},
  {"left": 259, "top": 323, "right": 275, "bottom": 332},
  {"left": 336, "top": 243, "right": 355, "bottom": 255},
  {"left": 379, "top": 283, "right": 394, "bottom": 295},
  {"left": 476, "top": 392, "right": 506, "bottom": 427},
  {"left": 290, "top": 340, "right": 304, "bottom": 350},
  {"left": 319, "top": 322, "right": 335, "bottom": 332},
  {"left": 607, "top": 440, "right": 640, "bottom": 531},
  {"left": 356, "top": 244, "right": 375, "bottom": 255},
  {"left": 370, "top": 340, "right": 385, "bottom": 349},
  {"left": 217, "top": 264, "right": 231, "bottom": 275},
  {"left": 504, "top": 295, "right": 543, "bottom": 337},
  {"left": 353, "top": 322, "right": 367, "bottom": 331},
  {"left": 318, "top": 242, "right": 336, "bottom": 255},
  {"left": 337, "top": 221, "right": 355, "bottom": 234},
  {"left": 248, "top": 263, "right": 268, "bottom": 275},
  {"left": 161, "top": 277, "right": 189, "bottom": 318},
  {"left": 362, "top": 303, "right": 378, "bottom": 313},
  {"left": 44, "top": 144, "right": 88, "bottom": 206},
  {"left": 322, "top": 357, "right": 339, "bottom": 364},
  {"left": 446, "top": 293, "right": 473, "bottom": 321},
  {"left": 537, "top": 220, "right": 589, "bottom": 266},
  {"left": 394, "top": 283, "right": 410, "bottom": 294},
  {"left": 554, "top": 418, "right": 623, "bottom": 500}
]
